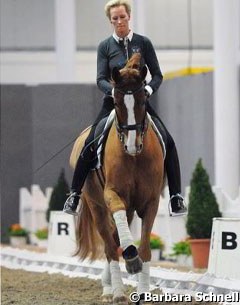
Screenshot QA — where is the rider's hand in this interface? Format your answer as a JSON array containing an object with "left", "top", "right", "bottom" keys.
[
  {"left": 144, "top": 85, "right": 152, "bottom": 98},
  {"left": 144, "top": 89, "right": 150, "bottom": 98}
]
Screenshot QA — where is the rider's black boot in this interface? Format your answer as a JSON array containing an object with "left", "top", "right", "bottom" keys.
[{"left": 63, "top": 147, "right": 94, "bottom": 216}]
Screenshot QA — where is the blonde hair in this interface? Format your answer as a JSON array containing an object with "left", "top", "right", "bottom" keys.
[{"left": 104, "top": 0, "right": 131, "bottom": 20}]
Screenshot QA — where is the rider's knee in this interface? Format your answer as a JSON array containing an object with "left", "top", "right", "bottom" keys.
[{"left": 81, "top": 141, "right": 94, "bottom": 160}]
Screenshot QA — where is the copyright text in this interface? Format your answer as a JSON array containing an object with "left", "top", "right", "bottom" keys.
[{"left": 129, "top": 291, "right": 240, "bottom": 303}]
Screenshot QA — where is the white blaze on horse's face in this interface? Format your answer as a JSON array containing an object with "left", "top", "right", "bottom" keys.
[{"left": 124, "top": 94, "right": 143, "bottom": 155}]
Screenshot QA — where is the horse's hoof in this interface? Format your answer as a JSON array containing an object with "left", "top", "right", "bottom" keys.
[
  {"left": 122, "top": 245, "right": 143, "bottom": 274},
  {"left": 113, "top": 295, "right": 128, "bottom": 305},
  {"left": 125, "top": 255, "right": 143, "bottom": 274},
  {"left": 135, "top": 294, "right": 153, "bottom": 305},
  {"left": 101, "top": 294, "right": 113, "bottom": 304}
]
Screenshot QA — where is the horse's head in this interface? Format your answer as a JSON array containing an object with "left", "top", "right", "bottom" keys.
[{"left": 112, "top": 54, "right": 148, "bottom": 156}]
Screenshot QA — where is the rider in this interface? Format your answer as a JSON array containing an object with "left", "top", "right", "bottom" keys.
[{"left": 63, "top": 0, "right": 187, "bottom": 217}]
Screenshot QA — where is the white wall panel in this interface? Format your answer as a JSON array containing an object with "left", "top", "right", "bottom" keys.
[
  {"left": 1, "top": 0, "right": 213, "bottom": 50},
  {"left": 0, "top": 0, "right": 55, "bottom": 49}
]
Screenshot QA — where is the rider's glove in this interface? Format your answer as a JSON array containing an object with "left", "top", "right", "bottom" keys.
[
  {"left": 144, "top": 85, "right": 153, "bottom": 98},
  {"left": 112, "top": 88, "right": 115, "bottom": 97}
]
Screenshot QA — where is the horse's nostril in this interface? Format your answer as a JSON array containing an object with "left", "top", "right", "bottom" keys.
[{"left": 136, "top": 144, "right": 143, "bottom": 153}]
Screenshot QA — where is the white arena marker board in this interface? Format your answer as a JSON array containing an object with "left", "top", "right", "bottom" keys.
[
  {"left": 208, "top": 217, "right": 240, "bottom": 280},
  {"left": 47, "top": 211, "right": 77, "bottom": 257}
]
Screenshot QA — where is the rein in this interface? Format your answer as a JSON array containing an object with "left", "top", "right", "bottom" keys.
[{"left": 114, "top": 84, "right": 144, "bottom": 97}]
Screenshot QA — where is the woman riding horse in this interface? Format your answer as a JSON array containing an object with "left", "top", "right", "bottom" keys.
[
  {"left": 72, "top": 53, "right": 164, "bottom": 304},
  {"left": 63, "top": 0, "right": 187, "bottom": 216}
]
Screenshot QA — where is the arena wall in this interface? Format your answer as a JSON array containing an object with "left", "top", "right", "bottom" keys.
[{"left": 1, "top": 72, "right": 215, "bottom": 241}]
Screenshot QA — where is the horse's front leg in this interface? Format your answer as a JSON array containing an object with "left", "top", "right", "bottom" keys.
[{"left": 104, "top": 188, "right": 143, "bottom": 274}]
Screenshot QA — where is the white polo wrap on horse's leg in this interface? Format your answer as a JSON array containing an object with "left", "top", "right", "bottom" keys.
[
  {"left": 113, "top": 210, "right": 134, "bottom": 250},
  {"left": 137, "top": 262, "right": 150, "bottom": 294},
  {"left": 101, "top": 261, "right": 112, "bottom": 295},
  {"left": 110, "top": 260, "right": 125, "bottom": 297}
]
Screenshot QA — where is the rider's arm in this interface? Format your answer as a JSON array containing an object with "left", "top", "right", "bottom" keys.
[
  {"left": 96, "top": 40, "right": 113, "bottom": 96},
  {"left": 143, "top": 37, "right": 163, "bottom": 96}
]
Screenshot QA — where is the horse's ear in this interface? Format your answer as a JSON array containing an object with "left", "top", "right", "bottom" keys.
[
  {"left": 140, "top": 65, "right": 148, "bottom": 81},
  {"left": 112, "top": 67, "right": 121, "bottom": 83}
]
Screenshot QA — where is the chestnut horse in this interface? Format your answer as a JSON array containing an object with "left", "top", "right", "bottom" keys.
[{"left": 70, "top": 54, "right": 164, "bottom": 305}]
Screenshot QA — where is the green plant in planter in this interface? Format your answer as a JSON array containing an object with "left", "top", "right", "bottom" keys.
[
  {"left": 171, "top": 239, "right": 191, "bottom": 256},
  {"left": 46, "top": 168, "right": 70, "bottom": 222},
  {"left": 135, "top": 233, "right": 165, "bottom": 250},
  {"left": 8, "top": 224, "right": 28, "bottom": 237},
  {"left": 186, "top": 159, "right": 221, "bottom": 239},
  {"left": 35, "top": 228, "right": 48, "bottom": 240},
  {"left": 150, "top": 233, "right": 165, "bottom": 250}
]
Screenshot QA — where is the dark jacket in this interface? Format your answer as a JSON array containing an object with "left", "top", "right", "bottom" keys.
[{"left": 97, "top": 33, "right": 163, "bottom": 96}]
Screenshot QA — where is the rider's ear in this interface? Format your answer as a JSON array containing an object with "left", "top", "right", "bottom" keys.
[
  {"left": 141, "top": 66, "right": 148, "bottom": 81},
  {"left": 112, "top": 67, "right": 121, "bottom": 83}
]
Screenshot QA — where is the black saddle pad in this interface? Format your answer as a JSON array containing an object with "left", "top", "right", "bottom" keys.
[{"left": 91, "top": 110, "right": 115, "bottom": 169}]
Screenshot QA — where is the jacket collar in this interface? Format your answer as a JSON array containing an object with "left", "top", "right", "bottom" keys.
[{"left": 112, "top": 30, "right": 133, "bottom": 43}]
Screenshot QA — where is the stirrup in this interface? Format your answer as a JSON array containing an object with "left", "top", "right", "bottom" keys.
[
  {"left": 63, "top": 192, "right": 80, "bottom": 216},
  {"left": 168, "top": 194, "right": 187, "bottom": 217}
]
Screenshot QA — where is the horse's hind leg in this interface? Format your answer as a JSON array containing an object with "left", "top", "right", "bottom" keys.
[
  {"left": 101, "top": 261, "right": 113, "bottom": 304},
  {"left": 92, "top": 208, "right": 127, "bottom": 304},
  {"left": 110, "top": 260, "right": 128, "bottom": 305},
  {"left": 101, "top": 259, "right": 129, "bottom": 305}
]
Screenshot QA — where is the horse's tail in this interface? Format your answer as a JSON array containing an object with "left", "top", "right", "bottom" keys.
[{"left": 75, "top": 196, "right": 104, "bottom": 261}]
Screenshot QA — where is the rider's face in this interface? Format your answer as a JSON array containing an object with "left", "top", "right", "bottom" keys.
[{"left": 109, "top": 5, "right": 130, "bottom": 38}]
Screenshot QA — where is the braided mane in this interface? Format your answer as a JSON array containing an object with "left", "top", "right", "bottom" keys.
[
  {"left": 124, "top": 53, "right": 141, "bottom": 70},
  {"left": 120, "top": 53, "right": 141, "bottom": 79}
]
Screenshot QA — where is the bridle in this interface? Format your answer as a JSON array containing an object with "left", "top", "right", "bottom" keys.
[
  {"left": 114, "top": 84, "right": 144, "bottom": 97},
  {"left": 113, "top": 84, "right": 148, "bottom": 142}
]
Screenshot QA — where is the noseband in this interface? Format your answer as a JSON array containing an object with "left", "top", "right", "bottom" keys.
[{"left": 114, "top": 84, "right": 148, "bottom": 138}]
